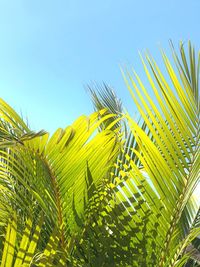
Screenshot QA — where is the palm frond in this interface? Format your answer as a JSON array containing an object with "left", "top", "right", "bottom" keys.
[
  {"left": 87, "top": 83, "right": 123, "bottom": 131},
  {"left": 0, "top": 103, "right": 121, "bottom": 265},
  {"left": 117, "top": 41, "right": 200, "bottom": 266}
]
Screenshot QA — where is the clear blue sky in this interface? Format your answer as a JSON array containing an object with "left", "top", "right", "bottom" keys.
[{"left": 0, "top": 0, "right": 199, "bottom": 133}]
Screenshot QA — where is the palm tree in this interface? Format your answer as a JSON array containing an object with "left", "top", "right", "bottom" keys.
[{"left": 0, "top": 41, "right": 199, "bottom": 266}]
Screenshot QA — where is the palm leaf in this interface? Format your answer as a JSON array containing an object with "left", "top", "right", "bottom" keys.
[
  {"left": 117, "top": 41, "right": 200, "bottom": 266},
  {"left": 0, "top": 102, "right": 121, "bottom": 265},
  {"left": 87, "top": 83, "right": 123, "bottom": 131}
]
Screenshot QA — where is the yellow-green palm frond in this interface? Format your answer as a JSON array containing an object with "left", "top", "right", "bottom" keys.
[
  {"left": 0, "top": 100, "right": 121, "bottom": 265},
  {"left": 115, "top": 41, "right": 200, "bottom": 266}
]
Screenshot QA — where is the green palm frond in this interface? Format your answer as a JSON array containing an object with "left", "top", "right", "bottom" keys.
[
  {"left": 0, "top": 101, "right": 121, "bottom": 265},
  {"left": 87, "top": 83, "right": 123, "bottom": 131},
  {"left": 0, "top": 212, "right": 70, "bottom": 267},
  {"left": 117, "top": 41, "right": 200, "bottom": 266}
]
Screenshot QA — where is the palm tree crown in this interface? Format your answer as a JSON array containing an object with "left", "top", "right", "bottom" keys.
[{"left": 0, "top": 41, "right": 199, "bottom": 267}]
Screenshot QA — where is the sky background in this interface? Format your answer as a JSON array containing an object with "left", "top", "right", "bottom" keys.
[{"left": 0, "top": 0, "right": 199, "bottom": 133}]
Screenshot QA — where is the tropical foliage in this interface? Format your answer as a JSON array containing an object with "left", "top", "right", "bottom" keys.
[{"left": 0, "top": 41, "right": 199, "bottom": 266}]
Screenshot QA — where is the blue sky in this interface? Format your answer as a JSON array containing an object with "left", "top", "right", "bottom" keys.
[{"left": 0, "top": 0, "right": 199, "bottom": 133}]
